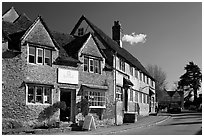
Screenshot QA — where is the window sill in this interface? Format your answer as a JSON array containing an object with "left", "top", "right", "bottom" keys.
[
  {"left": 26, "top": 103, "right": 52, "bottom": 106},
  {"left": 89, "top": 106, "right": 106, "bottom": 109}
]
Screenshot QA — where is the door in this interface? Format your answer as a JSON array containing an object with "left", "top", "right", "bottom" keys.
[{"left": 60, "top": 89, "right": 71, "bottom": 122}]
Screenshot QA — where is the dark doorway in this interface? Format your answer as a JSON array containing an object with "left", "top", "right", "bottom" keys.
[{"left": 60, "top": 89, "right": 71, "bottom": 122}]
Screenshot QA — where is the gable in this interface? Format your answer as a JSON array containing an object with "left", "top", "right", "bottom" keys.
[
  {"left": 71, "top": 19, "right": 94, "bottom": 36},
  {"left": 2, "top": 7, "right": 19, "bottom": 23},
  {"left": 22, "top": 19, "right": 56, "bottom": 49},
  {"left": 80, "top": 34, "right": 103, "bottom": 58}
]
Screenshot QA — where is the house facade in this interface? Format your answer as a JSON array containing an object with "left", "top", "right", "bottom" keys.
[
  {"left": 65, "top": 16, "right": 156, "bottom": 125},
  {"left": 2, "top": 7, "right": 156, "bottom": 127},
  {"left": 2, "top": 8, "right": 81, "bottom": 126}
]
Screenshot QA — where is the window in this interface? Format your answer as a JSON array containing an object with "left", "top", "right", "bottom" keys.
[
  {"left": 130, "top": 65, "right": 133, "bottom": 76},
  {"left": 28, "top": 44, "right": 52, "bottom": 66},
  {"left": 119, "top": 58, "right": 125, "bottom": 72},
  {"left": 27, "top": 85, "right": 52, "bottom": 104},
  {"left": 88, "top": 91, "right": 105, "bottom": 108},
  {"left": 29, "top": 46, "right": 36, "bottom": 63},
  {"left": 147, "top": 77, "right": 149, "bottom": 84},
  {"left": 94, "top": 60, "right": 100, "bottom": 74},
  {"left": 116, "top": 86, "right": 123, "bottom": 101},
  {"left": 143, "top": 93, "right": 146, "bottom": 103},
  {"left": 139, "top": 92, "right": 142, "bottom": 103},
  {"left": 130, "top": 89, "right": 133, "bottom": 102},
  {"left": 135, "top": 91, "right": 138, "bottom": 102},
  {"left": 140, "top": 72, "right": 142, "bottom": 81},
  {"left": 78, "top": 28, "right": 84, "bottom": 36},
  {"left": 37, "top": 48, "right": 43, "bottom": 64},
  {"left": 89, "top": 59, "right": 94, "bottom": 73},
  {"left": 83, "top": 56, "right": 101, "bottom": 74},
  {"left": 84, "top": 56, "right": 89, "bottom": 72},
  {"left": 135, "top": 68, "right": 138, "bottom": 78},
  {"left": 44, "top": 49, "right": 51, "bottom": 65},
  {"left": 143, "top": 74, "right": 146, "bottom": 83}
]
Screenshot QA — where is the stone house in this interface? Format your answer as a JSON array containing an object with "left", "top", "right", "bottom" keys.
[
  {"left": 64, "top": 15, "right": 156, "bottom": 125},
  {"left": 2, "top": 7, "right": 156, "bottom": 127},
  {"left": 2, "top": 7, "right": 81, "bottom": 126}
]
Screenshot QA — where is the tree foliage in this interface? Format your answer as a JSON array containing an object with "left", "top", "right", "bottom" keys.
[
  {"left": 178, "top": 61, "right": 202, "bottom": 102},
  {"left": 146, "top": 64, "right": 167, "bottom": 101}
]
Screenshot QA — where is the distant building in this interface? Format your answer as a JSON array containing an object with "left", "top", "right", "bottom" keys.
[{"left": 159, "top": 90, "right": 184, "bottom": 109}]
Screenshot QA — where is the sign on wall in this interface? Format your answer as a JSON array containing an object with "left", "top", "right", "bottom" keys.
[{"left": 58, "top": 68, "right": 78, "bottom": 84}]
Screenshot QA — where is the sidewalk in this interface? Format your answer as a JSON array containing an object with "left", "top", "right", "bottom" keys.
[
  {"left": 52, "top": 114, "right": 171, "bottom": 135},
  {"left": 3, "top": 114, "right": 170, "bottom": 135}
]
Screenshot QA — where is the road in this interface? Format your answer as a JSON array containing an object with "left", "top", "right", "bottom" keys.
[{"left": 113, "top": 112, "right": 202, "bottom": 135}]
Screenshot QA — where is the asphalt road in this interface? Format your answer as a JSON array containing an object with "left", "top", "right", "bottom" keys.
[{"left": 113, "top": 112, "right": 202, "bottom": 135}]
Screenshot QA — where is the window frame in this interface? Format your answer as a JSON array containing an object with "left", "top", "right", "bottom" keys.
[
  {"left": 135, "top": 68, "right": 138, "bottom": 78},
  {"left": 44, "top": 49, "right": 52, "bottom": 66},
  {"left": 28, "top": 44, "right": 52, "bottom": 66},
  {"left": 83, "top": 55, "right": 102, "bottom": 74},
  {"left": 83, "top": 56, "right": 89, "bottom": 72},
  {"left": 129, "top": 89, "right": 134, "bottom": 102},
  {"left": 28, "top": 46, "right": 36, "bottom": 64},
  {"left": 36, "top": 48, "right": 43, "bottom": 65},
  {"left": 88, "top": 91, "right": 106, "bottom": 108},
  {"left": 26, "top": 84, "right": 52, "bottom": 105},
  {"left": 129, "top": 65, "right": 133, "bottom": 76}
]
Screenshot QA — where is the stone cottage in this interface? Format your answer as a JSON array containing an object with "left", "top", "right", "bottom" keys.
[{"left": 2, "top": 7, "right": 81, "bottom": 126}]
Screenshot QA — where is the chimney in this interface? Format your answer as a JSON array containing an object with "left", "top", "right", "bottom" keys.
[{"left": 112, "top": 21, "right": 122, "bottom": 48}]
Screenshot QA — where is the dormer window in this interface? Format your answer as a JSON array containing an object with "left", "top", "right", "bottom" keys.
[
  {"left": 28, "top": 44, "right": 52, "bottom": 66},
  {"left": 83, "top": 56, "right": 101, "bottom": 74},
  {"left": 78, "top": 28, "right": 84, "bottom": 36}
]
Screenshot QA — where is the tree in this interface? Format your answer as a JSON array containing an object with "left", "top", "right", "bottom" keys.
[
  {"left": 146, "top": 64, "right": 167, "bottom": 102},
  {"left": 178, "top": 62, "right": 202, "bottom": 103}
]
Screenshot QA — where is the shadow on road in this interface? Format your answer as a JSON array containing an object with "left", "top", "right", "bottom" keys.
[
  {"left": 195, "top": 129, "right": 202, "bottom": 135},
  {"left": 166, "top": 121, "right": 202, "bottom": 126}
]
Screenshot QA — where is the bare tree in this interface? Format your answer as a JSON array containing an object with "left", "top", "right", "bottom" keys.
[{"left": 146, "top": 64, "right": 167, "bottom": 102}]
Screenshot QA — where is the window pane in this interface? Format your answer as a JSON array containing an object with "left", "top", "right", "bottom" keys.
[
  {"left": 45, "top": 49, "right": 51, "bottom": 65},
  {"left": 44, "top": 87, "right": 51, "bottom": 104},
  {"left": 28, "top": 86, "right": 35, "bottom": 103},
  {"left": 29, "top": 46, "right": 35, "bottom": 63},
  {"left": 89, "top": 59, "right": 94, "bottom": 72},
  {"left": 36, "top": 87, "right": 43, "bottom": 103},
  {"left": 29, "top": 46, "right": 35, "bottom": 55},
  {"left": 37, "top": 48, "right": 43, "bottom": 64},
  {"left": 84, "top": 57, "right": 88, "bottom": 72},
  {"left": 94, "top": 60, "right": 99, "bottom": 73}
]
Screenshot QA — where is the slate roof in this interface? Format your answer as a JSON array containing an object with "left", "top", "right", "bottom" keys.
[
  {"left": 2, "top": 10, "right": 80, "bottom": 64},
  {"left": 71, "top": 15, "right": 154, "bottom": 80},
  {"left": 64, "top": 33, "right": 90, "bottom": 59}
]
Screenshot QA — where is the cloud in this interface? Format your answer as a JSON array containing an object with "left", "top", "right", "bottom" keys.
[{"left": 122, "top": 32, "right": 147, "bottom": 45}]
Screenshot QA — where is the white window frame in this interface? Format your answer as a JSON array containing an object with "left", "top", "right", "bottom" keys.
[
  {"left": 28, "top": 45, "right": 36, "bottom": 64},
  {"left": 89, "top": 58, "right": 94, "bottom": 73},
  {"left": 83, "top": 56, "right": 89, "bottom": 72},
  {"left": 88, "top": 91, "right": 106, "bottom": 108},
  {"left": 26, "top": 84, "right": 52, "bottom": 105},
  {"left": 44, "top": 49, "right": 52, "bottom": 66},
  {"left": 36, "top": 48, "right": 43, "bottom": 65}
]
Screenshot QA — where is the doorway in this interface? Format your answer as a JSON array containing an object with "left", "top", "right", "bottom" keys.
[{"left": 60, "top": 89, "right": 71, "bottom": 122}]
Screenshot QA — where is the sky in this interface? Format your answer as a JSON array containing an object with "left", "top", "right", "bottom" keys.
[{"left": 2, "top": 2, "right": 202, "bottom": 90}]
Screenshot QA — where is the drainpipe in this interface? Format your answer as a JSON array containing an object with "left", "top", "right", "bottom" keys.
[{"left": 114, "top": 51, "right": 117, "bottom": 125}]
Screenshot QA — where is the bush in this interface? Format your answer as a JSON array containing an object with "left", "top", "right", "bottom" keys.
[
  {"left": 2, "top": 118, "right": 23, "bottom": 130},
  {"left": 38, "top": 101, "right": 66, "bottom": 122}
]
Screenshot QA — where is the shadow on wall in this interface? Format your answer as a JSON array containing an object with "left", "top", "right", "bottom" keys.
[{"left": 37, "top": 101, "right": 66, "bottom": 122}]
